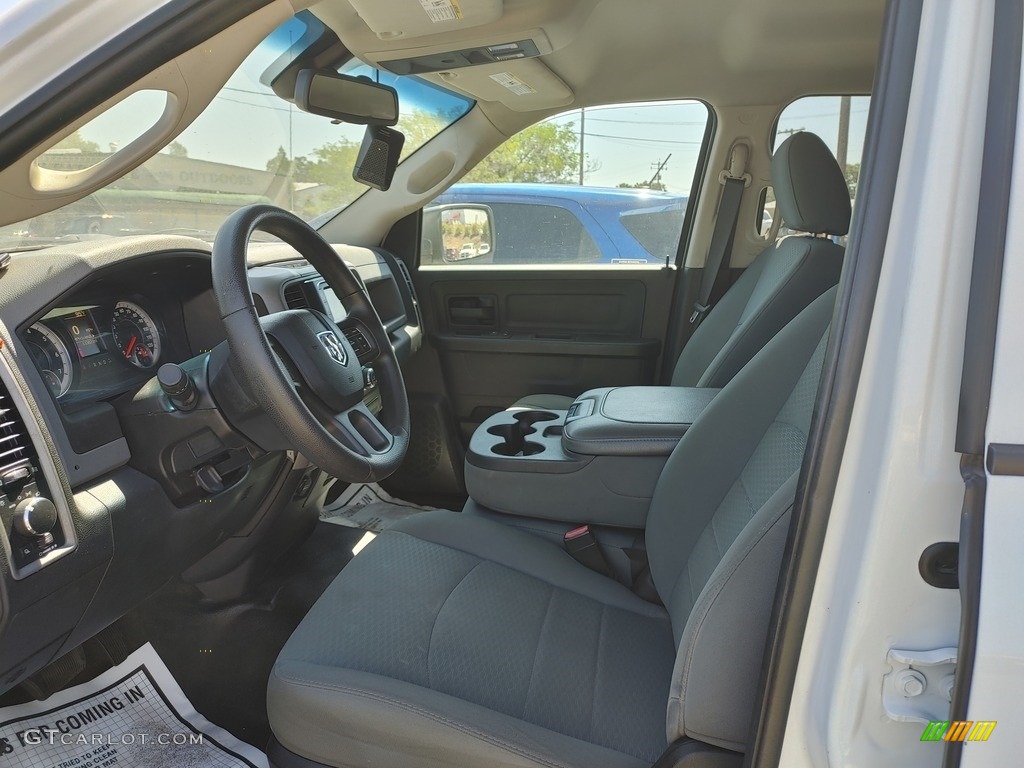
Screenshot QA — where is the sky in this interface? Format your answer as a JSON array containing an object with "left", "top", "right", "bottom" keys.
[{"left": 543, "top": 95, "right": 869, "bottom": 194}]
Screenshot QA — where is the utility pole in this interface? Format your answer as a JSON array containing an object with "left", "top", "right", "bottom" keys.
[
  {"left": 288, "top": 107, "right": 294, "bottom": 212},
  {"left": 578, "top": 107, "right": 586, "bottom": 186},
  {"left": 288, "top": 27, "right": 295, "bottom": 212},
  {"left": 648, "top": 154, "right": 671, "bottom": 188},
  {"left": 836, "top": 95, "right": 851, "bottom": 171}
]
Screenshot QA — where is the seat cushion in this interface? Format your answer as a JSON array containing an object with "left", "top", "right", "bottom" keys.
[
  {"left": 269, "top": 511, "right": 676, "bottom": 768},
  {"left": 509, "top": 393, "right": 575, "bottom": 411}
]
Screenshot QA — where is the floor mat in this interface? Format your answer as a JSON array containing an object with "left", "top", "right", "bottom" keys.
[
  {"left": 128, "top": 522, "right": 364, "bottom": 750},
  {"left": 320, "top": 481, "right": 444, "bottom": 532},
  {"left": 0, "top": 643, "right": 268, "bottom": 768}
]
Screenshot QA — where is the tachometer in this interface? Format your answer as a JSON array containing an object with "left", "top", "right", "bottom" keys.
[
  {"left": 111, "top": 301, "right": 161, "bottom": 369},
  {"left": 25, "top": 323, "right": 73, "bottom": 399}
]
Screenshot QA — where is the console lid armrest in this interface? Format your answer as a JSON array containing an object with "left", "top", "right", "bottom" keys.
[{"left": 563, "top": 386, "right": 721, "bottom": 457}]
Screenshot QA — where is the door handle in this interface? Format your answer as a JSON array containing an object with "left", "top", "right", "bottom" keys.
[{"left": 447, "top": 295, "right": 497, "bottom": 327}]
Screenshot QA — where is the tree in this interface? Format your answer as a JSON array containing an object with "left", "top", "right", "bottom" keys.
[
  {"left": 264, "top": 140, "right": 362, "bottom": 216},
  {"left": 263, "top": 110, "right": 585, "bottom": 218},
  {"left": 844, "top": 163, "right": 860, "bottom": 197},
  {"left": 266, "top": 146, "right": 291, "bottom": 174},
  {"left": 167, "top": 141, "right": 189, "bottom": 157},
  {"left": 54, "top": 131, "right": 100, "bottom": 153},
  {"left": 618, "top": 180, "right": 666, "bottom": 191},
  {"left": 464, "top": 121, "right": 580, "bottom": 184},
  {"left": 397, "top": 110, "right": 447, "bottom": 151}
]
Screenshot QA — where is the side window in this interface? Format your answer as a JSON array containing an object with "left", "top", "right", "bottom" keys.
[
  {"left": 490, "top": 203, "right": 602, "bottom": 264},
  {"left": 422, "top": 100, "right": 710, "bottom": 266},
  {"left": 772, "top": 95, "right": 869, "bottom": 240}
]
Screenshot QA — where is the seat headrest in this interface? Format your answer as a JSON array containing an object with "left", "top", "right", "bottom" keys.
[{"left": 771, "top": 132, "right": 852, "bottom": 235}]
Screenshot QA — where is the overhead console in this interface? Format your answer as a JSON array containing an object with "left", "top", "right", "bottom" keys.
[
  {"left": 380, "top": 38, "right": 543, "bottom": 75},
  {"left": 465, "top": 386, "right": 720, "bottom": 528},
  {"left": 317, "top": 0, "right": 587, "bottom": 111}
]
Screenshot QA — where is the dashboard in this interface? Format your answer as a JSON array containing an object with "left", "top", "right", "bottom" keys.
[
  {"left": 0, "top": 235, "right": 423, "bottom": 694},
  {"left": 21, "top": 257, "right": 224, "bottom": 409}
]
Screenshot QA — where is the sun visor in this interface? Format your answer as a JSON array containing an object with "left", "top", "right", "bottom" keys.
[
  {"left": 347, "top": 0, "right": 503, "bottom": 40},
  {"left": 428, "top": 59, "right": 572, "bottom": 111}
]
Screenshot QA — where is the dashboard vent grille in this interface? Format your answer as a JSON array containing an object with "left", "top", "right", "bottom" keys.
[
  {"left": 283, "top": 281, "right": 309, "bottom": 310},
  {"left": 0, "top": 384, "right": 34, "bottom": 475},
  {"left": 342, "top": 327, "right": 373, "bottom": 362}
]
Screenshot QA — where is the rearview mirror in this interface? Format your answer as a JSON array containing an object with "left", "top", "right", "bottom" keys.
[
  {"left": 422, "top": 204, "right": 495, "bottom": 264},
  {"left": 294, "top": 69, "right": 399, "bottom": 126}
]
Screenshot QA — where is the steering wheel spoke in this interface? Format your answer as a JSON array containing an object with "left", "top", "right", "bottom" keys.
[{"left": 330, "top": 403, "right": 395, "bottom": 457}]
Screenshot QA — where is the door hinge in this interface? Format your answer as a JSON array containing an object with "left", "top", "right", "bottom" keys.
[{"left": 883, "top": 647, "right": 957, "bottom": 723}]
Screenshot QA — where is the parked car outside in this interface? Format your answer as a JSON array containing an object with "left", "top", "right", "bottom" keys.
[{"left": 423, "top": 182, "right": 688, "bottom": 266}]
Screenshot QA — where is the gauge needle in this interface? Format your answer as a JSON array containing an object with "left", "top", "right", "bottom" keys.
[{"left": 124, "top": 335, "right": 137, "bottom": 357}]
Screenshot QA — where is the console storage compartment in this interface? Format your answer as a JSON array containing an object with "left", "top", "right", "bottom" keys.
[
  {"left": 465, "top": 387, "right": 720, "bottom": 527},
  {"left": 561, "top": 386, "right": 720, "bottom": 456}
]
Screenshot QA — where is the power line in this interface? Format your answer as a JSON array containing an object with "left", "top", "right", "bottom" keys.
[
  {"left": 214, "top": 95, "right": 293, "bottom": 113},
  {"left": 586, "top": 117, "right": 711, "bottom": 127},
  {"left": 222, "top": 85, "right": 278, "bottom": 98},
  {"left": 569, "top": 130, "right": 704, "bottom": 146},
  {"left": 550, "top": 108, "right": 867, "bottom": 129}
]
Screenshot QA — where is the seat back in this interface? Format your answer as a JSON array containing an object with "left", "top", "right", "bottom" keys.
[
  {"left": 671, "top": 132, "right": 850, "bottom": 388},
  {"left": 645, "top": 285, "right": 838, "bottom": 751}
]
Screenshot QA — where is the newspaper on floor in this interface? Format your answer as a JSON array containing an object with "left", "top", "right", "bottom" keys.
[
  {"left": 0, "top": 643, "right": 268, "bottom": 768},
  {"left": 320, "top": 481, "right": 438, "bottom": 532}
]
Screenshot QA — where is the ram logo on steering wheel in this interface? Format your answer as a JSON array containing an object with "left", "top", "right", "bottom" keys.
[{"left": 317, "top": 331, "right": 348, "bottom": 366}]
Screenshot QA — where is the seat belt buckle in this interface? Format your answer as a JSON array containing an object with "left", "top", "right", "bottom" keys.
[
  {"left": 564, "top": 525, "right": 613, "bottom": 577},
  {"left": 689, "top": 302, "right": 710, "bottom": 324}
]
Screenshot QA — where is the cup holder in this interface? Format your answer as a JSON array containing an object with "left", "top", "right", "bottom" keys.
[
  {"left": 513, "top": 410, "right": 558, "bottom": 427},
  {"left": 487, "top": 424, "right": 521, "bottom": 440},
  {"left": 487, "top": 411, "right": 559, "bottom": 457},
  {"left": 492, "top": 440, "right": 544, "bottom": 457}
]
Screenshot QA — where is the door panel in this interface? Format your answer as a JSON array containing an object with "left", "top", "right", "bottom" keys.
[{"left": 416, "top": 268, "right": 674, "bottom": 438}]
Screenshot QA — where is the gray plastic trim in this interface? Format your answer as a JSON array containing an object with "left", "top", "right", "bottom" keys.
[
  {"left": 986, "top": 443, "right": 1024, "bottom": 476},
  {"left": 0, "top": 236, "right": 412, "bottom": 489},
  {"left": 0, "top": 351, "right": 78, "bottom": 578}
]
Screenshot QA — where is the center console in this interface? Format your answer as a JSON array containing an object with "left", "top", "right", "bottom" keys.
[{"left": 465, "top": 386, "right": 719, "bottom": 528}]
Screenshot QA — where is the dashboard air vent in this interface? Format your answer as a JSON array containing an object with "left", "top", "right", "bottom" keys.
[
  {"left": 342, "top": 326, "right": 373, "bottom": 362},
  {"left": 0, "top": 384, "right": 34, "bottom": 476},
  {"left": 283, "top": 281, "right": 310, "bottom": 310}
]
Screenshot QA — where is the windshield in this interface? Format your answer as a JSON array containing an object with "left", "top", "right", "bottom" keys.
[{"left": 0, "top": 15, "right": 473, "bottom": 249}]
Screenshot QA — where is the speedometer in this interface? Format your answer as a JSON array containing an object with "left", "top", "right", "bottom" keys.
[
  {"left": 25, "top": 323, "right": 72, "bottom": 399},
  {"left": 111, "top": 301, "right": 162, "bottom": 369}
]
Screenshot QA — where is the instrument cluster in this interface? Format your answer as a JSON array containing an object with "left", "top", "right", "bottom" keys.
[{"left": 24, "top": 298, "right": 166, "bottom": 403}]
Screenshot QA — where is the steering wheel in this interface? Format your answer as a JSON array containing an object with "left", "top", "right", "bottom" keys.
[{"left": 211, "top": 204, "right": 409, "bottom": 482}]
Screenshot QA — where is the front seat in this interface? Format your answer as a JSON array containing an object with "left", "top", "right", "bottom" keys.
[
  {"left": 267, "top": 285, "right": 837, "bottom": 768},
  {"left": 513, "top": 131, "right": 849, "bottom": 412}
]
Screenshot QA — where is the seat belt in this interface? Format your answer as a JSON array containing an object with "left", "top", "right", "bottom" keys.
[
  {"left": 690, "top": 143, "right": 751, "bottom": 325},
  {"left": 563, "top": 525, "right": 613, "bottom": 577}
]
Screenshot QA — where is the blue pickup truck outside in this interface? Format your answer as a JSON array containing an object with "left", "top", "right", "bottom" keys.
[{"left": 425, "top": 183, "right": 688, "bottom": 266}]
